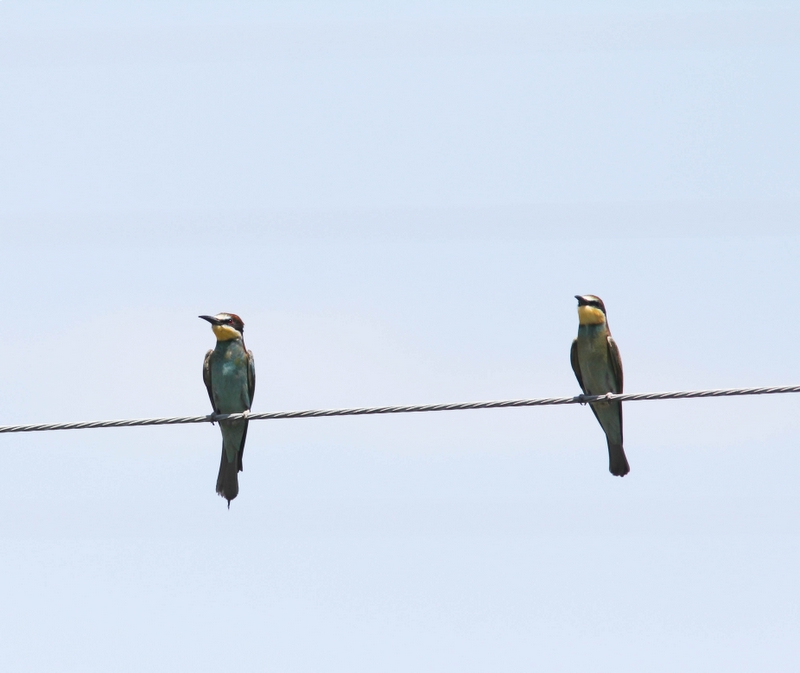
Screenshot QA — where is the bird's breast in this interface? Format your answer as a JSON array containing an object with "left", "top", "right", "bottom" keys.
[
  {"left": 210, "top": 342, "right": 250, "bottom": 412},
  {"left": 221, "top": 361, "right": 241, "bottom": 377},
  {"left": 576, "top": 327, "right": 615, "bottom": 394}
]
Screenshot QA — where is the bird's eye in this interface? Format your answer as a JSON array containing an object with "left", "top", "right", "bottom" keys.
[{"left": 224, "top": 318, "right": 232, "bottom": 324}]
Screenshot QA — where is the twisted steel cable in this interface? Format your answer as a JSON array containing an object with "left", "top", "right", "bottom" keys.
[{"left": 0, "top": 384, "right": 798, "bottom": 434}]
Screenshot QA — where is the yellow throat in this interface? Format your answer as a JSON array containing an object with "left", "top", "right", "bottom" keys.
[
  {"left": 212, "top": 324, "right": 242, "bottom": 341},
  {"left": 577, "top": 305, "right": 606, "bottom": 326}
]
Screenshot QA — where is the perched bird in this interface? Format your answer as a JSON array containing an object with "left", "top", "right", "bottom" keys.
[
  {"left": 199, "top": 313, "right": 256, "bottom": 506},
  {"left": 570, "top": 295, "right": 629, "bottom": 477}
]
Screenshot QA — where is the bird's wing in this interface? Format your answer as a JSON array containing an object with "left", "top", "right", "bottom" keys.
[
  {"left": 235, "top": 350, "right": 256, "bottom": 473},
  {"left": 202, "top": 349, "right": 218, "bottom": 413},
  {"left": 607, "top": 336, "right": 623, "bottom": 393},
  {"left": 572, "top": 337, "right": 606, "bottom": 428},
  {"left": 606, "top": 335, "right": 624, "bottom": 444},
  {"left": 570, "top": 338, "right": 587, "bottom": 394},
  {"left": 246, "top": 350, "right": 256, "bottom": 409}
]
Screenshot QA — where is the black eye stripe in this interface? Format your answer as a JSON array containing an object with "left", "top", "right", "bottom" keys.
[{"left": 580, "top": 299, "right": 605, "bottom": 313}]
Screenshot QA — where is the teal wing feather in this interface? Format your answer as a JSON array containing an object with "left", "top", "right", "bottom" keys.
[
  {"left": 570, "top": 338, "right": 586, "bottom": 394},
  {"left": 246, "top": 350, "right": 256, "bottom": 408},
  {"left": 606, "top": 334, "right": 624, "bottom": 445},
  {"left": 202, "top": 349, "right": 217, "bottom": 413},
  {"left": 606, "top": 336, "right": 623, "bottom": 393},
  {"left": 234, "top": 349, "right": 256, "bottom": 473}
]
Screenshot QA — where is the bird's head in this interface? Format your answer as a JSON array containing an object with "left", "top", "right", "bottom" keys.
[
  {"left": 199, "top": 313, "right": 245, "bottom": 341},
  {"left": 575, "top": 295, "right": 607, "bottom": 326}
]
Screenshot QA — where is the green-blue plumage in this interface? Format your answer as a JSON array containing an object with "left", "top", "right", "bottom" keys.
[
  {"left": 201, "top": 314, "right": 256, "bottom": 506},
  {"left": 571, "top": 296, "right": 629, "bottom": 476}
]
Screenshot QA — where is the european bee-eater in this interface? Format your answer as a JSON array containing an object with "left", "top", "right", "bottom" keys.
[
  {"left": 570, "top": 295, "right": 629, "bottom": 476},
  {"left": 200, "top": 313, "right": 256, "bottom": 506}
]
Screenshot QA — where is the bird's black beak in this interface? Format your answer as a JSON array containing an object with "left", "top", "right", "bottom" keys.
[
  {"left": 199, "top": 315, "right": 221, "bottom": 325},
  {"left": 575, "top": 295, "right": 588, "bottom": 306}
]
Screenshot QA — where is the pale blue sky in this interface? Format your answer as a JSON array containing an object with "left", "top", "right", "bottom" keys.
[{"left": 1, "top": 2, "right": 799, "bottom": 671}]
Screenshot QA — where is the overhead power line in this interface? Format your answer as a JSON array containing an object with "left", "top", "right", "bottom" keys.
[{"left": 0, "top": 384, "right": 798, "bottom": 435}]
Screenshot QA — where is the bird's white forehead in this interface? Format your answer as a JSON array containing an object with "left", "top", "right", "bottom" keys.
[{"left": 215, "top": 313, "right": 233, "bottom": 320}]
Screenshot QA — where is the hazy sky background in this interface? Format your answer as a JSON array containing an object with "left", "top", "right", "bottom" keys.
[{"left": 1, "top": 1, "right": 799, "bottom": 671}]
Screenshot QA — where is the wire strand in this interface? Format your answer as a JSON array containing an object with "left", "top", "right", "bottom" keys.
[{"left": 0, "top": 384, "right": 798, "bottom": 434}]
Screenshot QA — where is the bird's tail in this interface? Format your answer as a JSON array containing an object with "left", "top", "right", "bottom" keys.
[
  {"left": 216, "top": 448, "right": 239, "bottom": 507},
  {"left": 216, "top": 418, "right": 247, "bottom": 507},
  {"left": 607, "top": 441, "right": 630, "bottom": 477}
]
